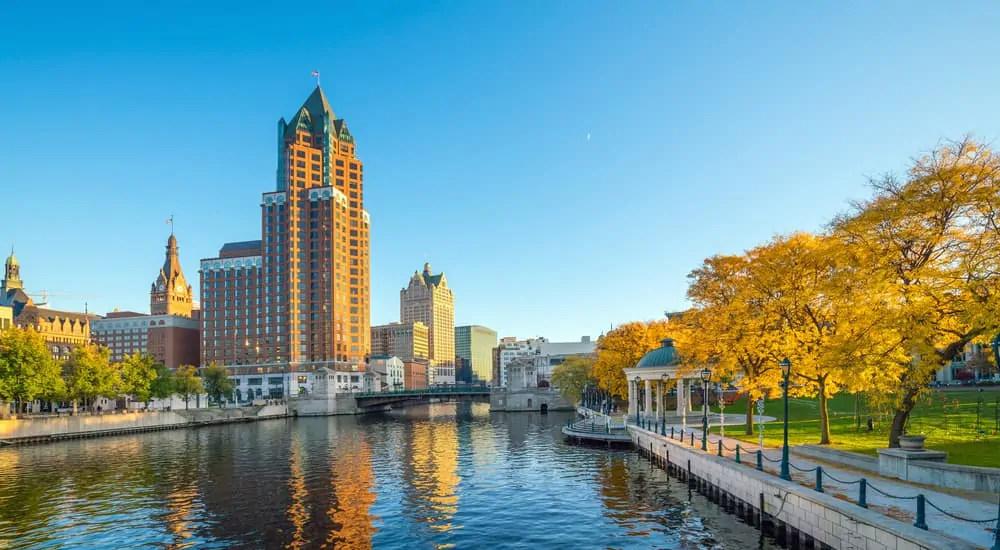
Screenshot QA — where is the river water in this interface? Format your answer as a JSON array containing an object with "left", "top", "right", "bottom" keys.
[{"left": 0, "top": 403, "right": 777, "bottom": 549}]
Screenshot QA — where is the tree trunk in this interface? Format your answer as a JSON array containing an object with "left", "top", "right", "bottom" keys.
[
  {"left": 818, "top": 379, "right": 831, "bottom": 445},
  {"left": 745, "top": 396, "right": 754, "bottom": 435},
  {"left": 888, "top": 385, "right": 920, "bottom": 448},
  {"left": 0, "top": 400, "right": 9, "bottom": 420}
]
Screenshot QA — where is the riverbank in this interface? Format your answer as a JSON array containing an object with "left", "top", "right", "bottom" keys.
[{"left": 0, "top": 405, "right": 289, "bottom": 445}]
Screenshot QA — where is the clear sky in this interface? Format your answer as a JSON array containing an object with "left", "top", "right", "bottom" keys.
[{"left": 3, "top": 1, "right": 1000, "bottom": 342}]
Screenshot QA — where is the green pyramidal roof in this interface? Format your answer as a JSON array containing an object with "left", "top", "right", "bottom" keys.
[{"left": 284, "top": 86, "right": 335, "bottom": 138}]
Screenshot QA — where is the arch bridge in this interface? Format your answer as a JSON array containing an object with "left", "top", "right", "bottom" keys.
[{"left": 354, "top": 386, "right": 491, "bottom": 410}]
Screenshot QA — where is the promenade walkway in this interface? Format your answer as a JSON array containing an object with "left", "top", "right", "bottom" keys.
[{"left": 638, "top": 421, "right": 999, "bottom": 549}]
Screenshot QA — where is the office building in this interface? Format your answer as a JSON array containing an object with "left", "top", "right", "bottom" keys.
[
  {"left": 400, "top": 263, "right": 454, "bottom": 385},
  {"left": 454, "top": 325, "right": 496, "bottom": 384},
  {"left": 370, "top": 321, "right": 429, "bottom": 361},
  {"left": 199, "top": 85, "right": 371, "bottom": 376}
]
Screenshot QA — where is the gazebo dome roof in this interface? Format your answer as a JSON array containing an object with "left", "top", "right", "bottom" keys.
[{"left": 636, "top": 338, "right": 679, "bottom": 368}]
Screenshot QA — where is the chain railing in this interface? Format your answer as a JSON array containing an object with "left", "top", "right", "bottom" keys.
[{"left": 629, "top": 421, "right": 1000, "bottom": 542}]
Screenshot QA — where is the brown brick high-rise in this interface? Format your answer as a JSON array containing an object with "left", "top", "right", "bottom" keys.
[{"left": 200, "top": 86, "right": 370, "bottom": 375}]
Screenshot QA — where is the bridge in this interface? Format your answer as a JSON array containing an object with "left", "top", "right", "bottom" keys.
[{"left": 353, "top": 386, "right": 492, "bottom": 409}]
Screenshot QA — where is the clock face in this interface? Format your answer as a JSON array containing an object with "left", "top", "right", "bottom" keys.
[
  {"left": 176, "top": 283, "right": 185, "bottom": 293},
  {"left": 157, "top": 282, "right": 165, "bottom": 292}
]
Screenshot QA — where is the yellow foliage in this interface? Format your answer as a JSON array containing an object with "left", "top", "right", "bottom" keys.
[{"left": 592, "top": 320, "right": 675, "bottom": 399}]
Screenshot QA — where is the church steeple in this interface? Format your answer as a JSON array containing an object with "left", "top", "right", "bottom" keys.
[
  {"left": 3, "top": 247, "right": 21, "bottom": 291},
  {"left": 150, "top": 233, "right": 192, "bottom": 316}
]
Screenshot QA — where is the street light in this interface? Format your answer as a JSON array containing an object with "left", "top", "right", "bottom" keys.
[
  {"left": 634, "top": 376, "right": 641, "bottom": 425},
  {"left": 990, "top": 334, "right": 1000, "bottom": 372},
  {"left": 779, "top": 358, "right": 792, "bottom": 481},
  {"left": 700, "top": 367, "right": 711, "bottom": 451},
  {"left": 661, "top": 373, "right": 669, "bottom": 428}
]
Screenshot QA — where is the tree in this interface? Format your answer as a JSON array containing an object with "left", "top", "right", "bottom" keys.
[
  {"left": 747, "top": 233, "right": 904, "bottom": 444},
  {"left": 592, "top": 320, "right": 674, "bottom": 399},
  {"left": 832, "top": 138, "right": 1000, "bottom": 446},
  {"left": 149, "top": 363, "right": 175, "bottom": 408},
  {"left": 173, "top": 365, "right": 203, "bottom": 410},
  {"left": 63, "top": 345, "right": 118, "bottom": 412},
  {"left": 551, "top": 355, "right": 595, "bottom": 403},
  {"left": 201, "top": 363, "right": 233, "bottom": 406},
  {"left": 118, "top": 353, "right": 157, "bottom": 409},
  {"left": 685, "top": 255, "right": 785, "bottom": 435},
  {"left": 0, "top": 327, "right": 65, "bottom": 417}
]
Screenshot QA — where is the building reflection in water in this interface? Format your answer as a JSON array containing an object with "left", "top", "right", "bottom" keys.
[
  {"left": 285, "top": 427, "right": 309, "bottom": 549},
  {"left": 398, "top": 403, "right": 461, "bottom": 544},
  {"left": 324, "top": 430, "right": 378, "bottom": 549}
]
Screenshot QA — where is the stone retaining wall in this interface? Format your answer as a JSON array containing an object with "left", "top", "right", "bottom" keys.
[
  {"left": 631, "top": 429, "right": 973, "bottom": 550},
  {"left": 0, "top": 411, "right": 190, "bottom": 441},
  {"left": 793, "top": 445, "right": 879, "bottom": 474}
]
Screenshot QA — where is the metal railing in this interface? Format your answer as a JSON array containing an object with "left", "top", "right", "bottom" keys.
[
  {"left": 629, "top": 421, "right": 1000, "bottom": 543},
  {"left": 354, "top": 386, "right": 490, "bottom": 399}
]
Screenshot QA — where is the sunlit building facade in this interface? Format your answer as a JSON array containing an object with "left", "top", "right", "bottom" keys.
[
  {"left": 400, "top": 263, "right": 454, "bottom": 385},
  {"left": 454, "top": 325, "right": 496, "bottom": 384},
  {"left": 199, "top": 86, "right": 371, "bottom": 377}
]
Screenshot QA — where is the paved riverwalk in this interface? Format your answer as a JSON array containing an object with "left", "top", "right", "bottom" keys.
[{"left": 650, "top": 422, "right": 999, "bottom": 549}]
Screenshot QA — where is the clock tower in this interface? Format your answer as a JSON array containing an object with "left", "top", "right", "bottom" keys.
[{"left": 150, "top": 233, "right": 193, "bottom": 316}]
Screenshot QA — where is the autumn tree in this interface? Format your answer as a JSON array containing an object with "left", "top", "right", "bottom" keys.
[
  {"left": 118, "top": 353, "right": 158, "bottom": 409},
  {"left": 551, "top": 355, "right": 595, "bottom": 403},
  {"left": 0, "top": 327, "right": 65, "bottom": 417},
  {"left": 593, "top": 320, "right": 674, "bottom": 399},
  {"left": 685, "top": 255, "right": 785, "bottom": 435},
  {"left": 748, "top": 233, "right": 906, "bottom": 444},
  {"left": 63, "top": 344, "right": 118, "bottom": 412},
  {"left": 173, "top": 365, "right": 203, "bottom": 410},
  {"left": 833, "top": 138, "right": 1000, "bottom": 446},
  {"left": 201, "top": 363, "right": 233, "bottom": 407}
]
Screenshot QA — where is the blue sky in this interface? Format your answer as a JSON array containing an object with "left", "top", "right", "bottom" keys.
[{"left": 2, "top": 1, "right": 1000, "bottom": 342}]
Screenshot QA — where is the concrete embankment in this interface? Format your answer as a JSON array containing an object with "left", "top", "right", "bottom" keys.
[
  {"left": 0, "top": 405, "right": 289, "bottom": 446},
  {"left": 631, "top": 427, "right": 975, "bottom": 550}
]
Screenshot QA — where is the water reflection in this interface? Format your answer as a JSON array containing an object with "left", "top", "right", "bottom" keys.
[{"left": 0, "top": 404, "right": 777, "bottom": 549}]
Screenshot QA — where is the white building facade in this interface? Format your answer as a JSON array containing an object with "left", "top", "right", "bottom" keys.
[
  {"left": 369, "top": 355, "right": 404, "bottom": 391},
  {"left": 498, "top": 336, "right": 597, "bottom": 387}
]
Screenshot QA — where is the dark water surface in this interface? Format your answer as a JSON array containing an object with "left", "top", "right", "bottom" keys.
[{"left": 0, "top": 403, "right": 777, "bottom": 549}]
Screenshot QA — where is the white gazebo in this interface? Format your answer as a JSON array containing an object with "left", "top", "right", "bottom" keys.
[{"left": 622, "top": 338, "right": 704, "bottom": 428}]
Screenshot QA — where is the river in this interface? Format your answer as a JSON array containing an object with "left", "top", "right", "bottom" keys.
[{"left": 0, "top": 403, "right": 778, "bottom": 549}]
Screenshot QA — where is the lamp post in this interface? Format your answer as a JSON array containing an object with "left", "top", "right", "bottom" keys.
[
  {"left": 700, "top": 367, "right": 711, "bottom": 451},
  {"left": 717, "top": 382, "right": 726, "bottom": 438},
  {"left": 634, "top": 376, "right": 641, "bottom": 425},
  {"left": 661, "top": 373, "right": 669, "bottom": 428},
  {"left": 779, "top": 358, "right": 792, "bottom": 481}
]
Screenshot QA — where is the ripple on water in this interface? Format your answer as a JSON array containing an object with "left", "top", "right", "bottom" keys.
[{"left": 0, "top": 405, "right": 778, "bottom": 549}]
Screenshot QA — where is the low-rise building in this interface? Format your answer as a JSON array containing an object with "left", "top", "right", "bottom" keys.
[
  {"left": 368, "top": 355, "right": 404, "bottom": 390},
  {"left": 403, "top": 358, "right": 428, "bottom": 390},
  {"left": 0, "top": 304, "right": 12, "bottom": 332},
  {"left": 2, "top": 250, "right": 94, "bottom": 360},
  {"left": 496, "top": 336, "right": 597, "bottom": 387}
]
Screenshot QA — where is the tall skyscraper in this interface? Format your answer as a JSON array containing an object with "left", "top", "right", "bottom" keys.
[
  {"left": 400, "top": 263, "right": 454, "bottom": 385},
  {"left": 454, "top": 325, "right": 497, "bottom": 384},
  {"left": 199, "top": 86, "right": 370, "bottom": 381}
]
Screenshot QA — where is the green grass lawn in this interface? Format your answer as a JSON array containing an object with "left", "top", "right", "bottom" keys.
[{"left": 708, "top": 387, "right": 1000, "bottom": 468}]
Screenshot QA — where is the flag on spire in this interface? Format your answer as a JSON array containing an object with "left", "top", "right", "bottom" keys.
[{"left": 312, "top": 71, "right": 321, "bottom": 86}]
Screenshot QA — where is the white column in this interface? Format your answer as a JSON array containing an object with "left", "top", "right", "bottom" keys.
[
  {"left": 676, "top": 379, "right": 685, "bottom": 416},
  {"left": 627, "top": 379, "right": 637, "bottom": 418},
  {"left": 687, "top": 380, "right": 694, "bottom": 413},
  {"left": 656, "top": 381, "right": 664, "bottom": 419},
  {"left": 643, "top": 379, "right": 652, "bottom": 417}
]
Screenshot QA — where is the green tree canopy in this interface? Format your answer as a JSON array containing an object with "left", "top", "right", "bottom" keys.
[
  {"left": 119, "top": 353, "right": 158, "bottom": 406},
  {"left": 201, "top": 363, "right": 233, "bottom": 406},
  {"left": 0, "top": 328, "right": 65, "bottom": 416},
  {"left": 63, "top": 344, "right": 118, "bottom": 411},
  {"left": 173, "top": 365, "right": 203, "bottom": 409},
  {"left": 551, "top": 356, "right": 595, "bottom": 403},
  {"left": 149, "top": 363, "right": 175, "bottom": 404}
]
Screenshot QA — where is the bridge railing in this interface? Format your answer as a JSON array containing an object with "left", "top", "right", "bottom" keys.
[{"left": 354, "top": 386, "right": 491, "bottom": 399}]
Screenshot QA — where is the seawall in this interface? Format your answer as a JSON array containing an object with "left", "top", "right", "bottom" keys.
[
  {"left": 0, "top": 405, "right": 289, "bottom": 446},
  {"left": 631, "top": 427, "right": 974, "bottom": 550}
]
